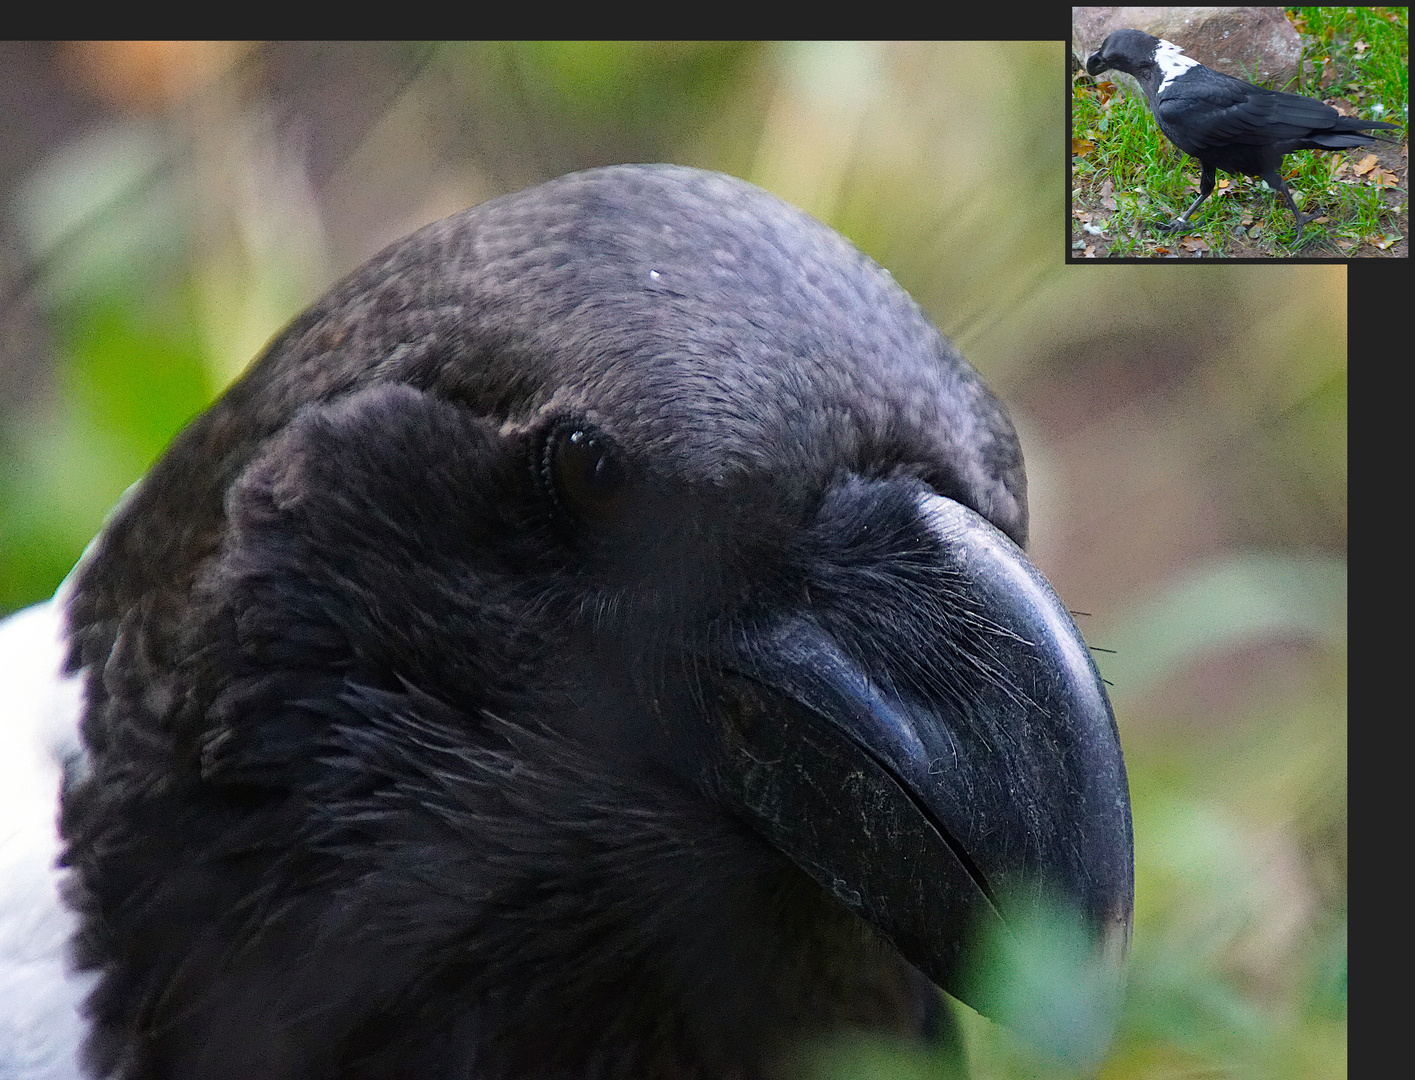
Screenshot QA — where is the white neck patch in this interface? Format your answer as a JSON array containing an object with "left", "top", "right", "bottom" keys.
[{"left": 1154, "top": 38, "right": 1200, "bottom": 93}]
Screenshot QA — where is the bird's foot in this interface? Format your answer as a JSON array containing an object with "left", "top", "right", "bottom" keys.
[
  {"left": 1272, "top": 211, "right": 1312, "bottom": 242},
  {"left": 1158, "top": 217, "right": 1190, "bottom": 235}
]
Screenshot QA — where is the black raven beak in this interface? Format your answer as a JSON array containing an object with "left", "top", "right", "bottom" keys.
[
  {"left": 1086, "top": 52, "right": 1111, "bottom": 77},
  {"left": 706, "top": 491, "right": 1133, "bottom": 1029}
]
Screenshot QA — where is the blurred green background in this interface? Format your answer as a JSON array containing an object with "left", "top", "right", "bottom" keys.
[{"left": 0, "top": 41, "right": 1346, "bottom": 1078}]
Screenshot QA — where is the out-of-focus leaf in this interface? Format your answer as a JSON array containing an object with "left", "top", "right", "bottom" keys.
[
  {"left": 962, "top": 898, "right": 1125, "bottom": 1072},
  {"left": 13, "top": 121, "right": 186, "bottom": 305},
  {"left": 1094, "top": 554, "right": 1346, "bottom": 708},
  {"left": 0, "top": 284, "right": 214, "bottom": 611}
]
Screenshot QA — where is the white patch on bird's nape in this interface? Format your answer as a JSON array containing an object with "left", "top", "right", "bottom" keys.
[
  {"left": 0, "top": 592, "right": 95, "bottom": 1078},
  {"left": 1154, "top": 38, "right": 1200, "bottom": 93}
]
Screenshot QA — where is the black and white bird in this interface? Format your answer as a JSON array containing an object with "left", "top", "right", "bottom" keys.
[
  {"left": 0, "top": 164, "right": 1133, "bottom": 1080},
  {"left": 1085, "top": 27, "right": 1400, "bottom": 232}
]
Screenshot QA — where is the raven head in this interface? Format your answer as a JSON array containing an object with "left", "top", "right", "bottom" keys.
[
  {"left": 61, "top": 165, "right": 1132, "bottom": 1079},
  {"left": 1086, "top": 28, "right": 1163, "bottom": 79}
]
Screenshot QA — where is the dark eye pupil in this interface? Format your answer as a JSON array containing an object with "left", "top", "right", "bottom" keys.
[
  {"left": 567, "top": 431, "right": 621, "bottom": 492},
  {"left": 549, "top": 427, "right": 627, "bottom": 523}
]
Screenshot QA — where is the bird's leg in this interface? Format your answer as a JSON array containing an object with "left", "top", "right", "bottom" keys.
[
  {"left": 1260, "top": 169, "right": 1311, "bottom": 234},
  {"left": 1161, "top": 162, "right": 1215, "bottom": 233}
]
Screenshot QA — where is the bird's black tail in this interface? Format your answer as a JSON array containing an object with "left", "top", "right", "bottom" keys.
[{"left": 1312, "top": 117, "right": 1401, "bottom": 150}]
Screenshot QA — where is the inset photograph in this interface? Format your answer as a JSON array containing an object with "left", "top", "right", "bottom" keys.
[{"left": 1071, "top": 6, "right": 1408, "bottom": 258}]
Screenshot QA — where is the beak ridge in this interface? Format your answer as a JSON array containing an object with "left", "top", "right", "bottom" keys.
[{"left": 708, "top": 491, "right": 1134, "bottom": 1021}]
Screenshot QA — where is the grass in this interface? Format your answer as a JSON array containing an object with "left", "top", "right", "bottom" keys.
[{"left": 1072, "top": 6, "right": 1407, "bottom": 257}]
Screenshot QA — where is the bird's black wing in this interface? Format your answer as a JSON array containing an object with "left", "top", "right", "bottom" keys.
[{"left": 1156, "top": 69, "right": 1370, "bottom": 154}]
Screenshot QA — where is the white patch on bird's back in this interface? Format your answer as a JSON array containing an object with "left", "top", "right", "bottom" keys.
[{"left": 1154, "top": 38, "right": 1200, "bottom": 94}]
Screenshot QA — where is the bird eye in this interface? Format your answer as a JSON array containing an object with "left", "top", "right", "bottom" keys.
[{"left": 542, "top": 424, "right": 630, "bottom": 527}]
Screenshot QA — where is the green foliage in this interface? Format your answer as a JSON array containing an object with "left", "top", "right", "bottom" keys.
[
  {"left": 0, "top": 280, "right": 215, "bottom": 607},
  {"left": 1290, "top": 6, "right": 1409, "bottom": 114},
  {"left": 963, "top": 901, "right": 1125, "bottom": 1072}
]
